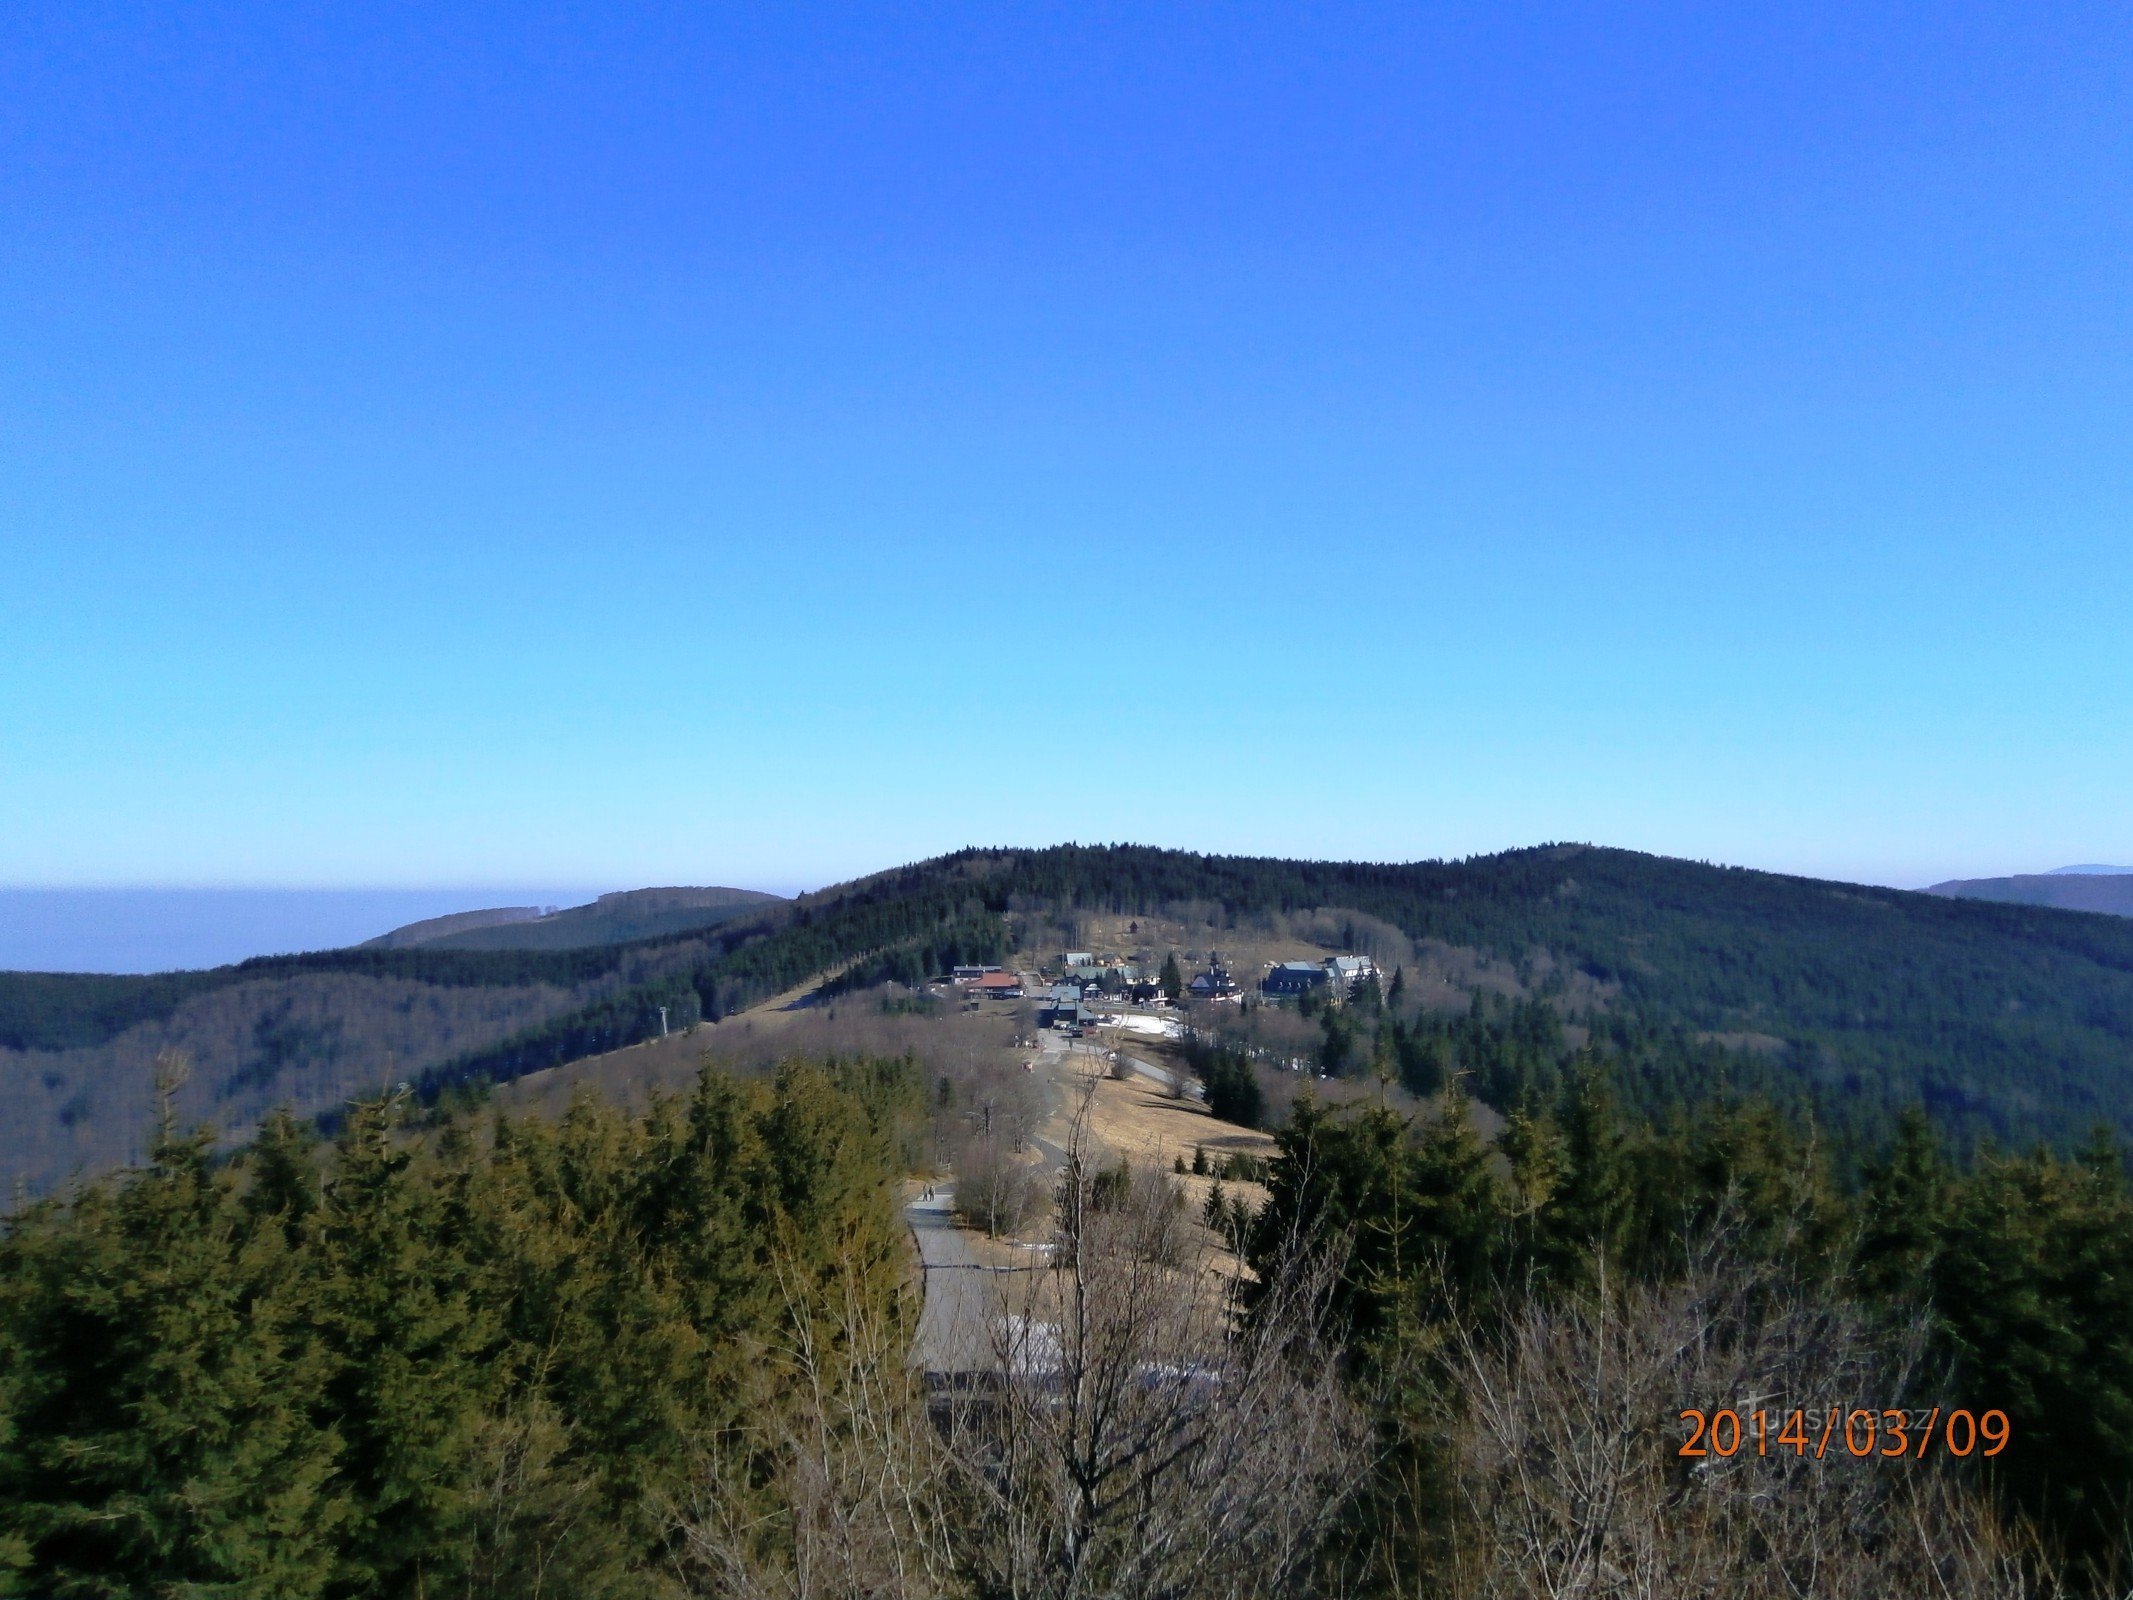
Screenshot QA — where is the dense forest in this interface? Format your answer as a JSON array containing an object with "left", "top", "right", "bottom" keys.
[
  {"left": 1243, "top": 1075, "right": 2133, "bottom": 1588},
  {"left": 0, "top": 880, "right": 1007, "bottom": 1194},
  {"left": 0, "top": 1058, "right": 921, "bottom": 1596}
]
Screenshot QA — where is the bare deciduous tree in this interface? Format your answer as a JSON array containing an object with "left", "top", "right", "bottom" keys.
[
  {"left": 672, "top": 1257, "right": 962, "bottom": 1600},
  {"left": 678, "top": 1089, "right": 1369, "bottom": 1600},
  {"left": 954, "top": 1094, "right": 1369, "bottom": 1600},
  {"left": 1426, "top": 1238, "right": 2060, "bottom": 1600},
  {"left": 462, "top": 1391, "right": 613, "bottom": 1599},
  {"left": 953, "top": 1129, "right": 1046, "bottom": 1238}
]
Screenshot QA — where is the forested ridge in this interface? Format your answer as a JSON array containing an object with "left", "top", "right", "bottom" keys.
[
  {"left": 970, "top": 844, "right": 2133, "bottom": 1147},
  {"left": 0, "top": 934, "right": 772, "bottom": 1055},
  {"left": 0, "top": 868, "right": 1016, "bottom": 1194},
  {"left": 8, "top": 829, "right": 2133, "bottom": 1588},
  {"left": 0, "top": 863, "right": 1009, "bottom": 1058},
  {"left": 11, "top": 842, "right": 2133, "bottom": 1160}
]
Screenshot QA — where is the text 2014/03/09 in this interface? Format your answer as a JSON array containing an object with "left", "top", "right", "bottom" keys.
[{"left": 1679, "top": 1406, "right": 2010, "bottom": 1461}]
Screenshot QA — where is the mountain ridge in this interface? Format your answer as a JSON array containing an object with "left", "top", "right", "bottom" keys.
[
  {"left": 1927, "top": 872, "right": 2133, "bottom": 918},
  {"left": 6, "top": 843, "right": 2133, "bottom": 1198}
]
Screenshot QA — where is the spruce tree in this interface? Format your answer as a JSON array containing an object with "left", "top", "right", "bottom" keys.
[
  {"left": 1536, "top": 1065, "right": 1634, "bottom": 1280},
  {"left": 311, "top": 1095, "right": 497, "bottom": 1598},
  {"left": 1159, "top": 952, "right": 1184, "bottom": 1002},
  {"left": 1855, "top": 1106, "right": 1948, "bottom": 1303},
  {"left": 0, "top": 1114, "right": 345, "bottom": 1598},
  {"left": 1931, "top": 1147, "right": 2133, "bottom": 1565}
]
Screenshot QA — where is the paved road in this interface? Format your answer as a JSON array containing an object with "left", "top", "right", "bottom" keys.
[
  {"left": 1045, "top": 1018, "right": 1202, "bottom": 1103},
  {"left": 909, "top": 997, "right": 1124, "bottom": 1376},
  {"left": 907, "top": 1188, "right": 1011, "bottom": 1373},
  {"left": 1116, "top": 1048, "right": 1202, "bottom": 1100},
  {"left": 908, "top": 1000, "right": 1070, "bottom": 1376}
]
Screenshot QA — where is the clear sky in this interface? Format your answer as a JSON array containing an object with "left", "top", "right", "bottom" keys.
[{"left": 3, "top": 2, "right": 2128, "bottom": 896}]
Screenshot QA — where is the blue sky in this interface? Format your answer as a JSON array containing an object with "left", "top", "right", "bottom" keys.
[{"left": 3, "top": 1, "right": 2129, "bottom": 896}]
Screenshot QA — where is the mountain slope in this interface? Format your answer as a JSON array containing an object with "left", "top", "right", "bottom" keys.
[
  {"left": 0, "top": 937, "right": 743, "bottom": 1198},
  {"left": 1927, "top": 872, "right": 2133, "bottom": 918}
]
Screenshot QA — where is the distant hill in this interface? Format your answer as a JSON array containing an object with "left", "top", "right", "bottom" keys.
[
  {"left": 0, "top": 888, "right": 600, "bottom": 973},
  {"left": 359, "top": 888, "right": 786, "bottom": 953},
  {"left": 9, "top": 844, "right": 2133, "bottom": 1197},
  {"left": 410, "top": 887, "right": 786, "bottom": 950},
  {"left": 1927, "top": 873, "right": 2133, "bottom": 918},
  {"left": 360, "top": 905, "right": 548, "bottom": 948}
]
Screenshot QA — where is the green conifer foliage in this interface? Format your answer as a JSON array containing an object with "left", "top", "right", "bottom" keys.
[
  {"left": 0, "top": 1060, "right": 915, "bottom": 1599},
  {"left": 1248, "top": 1083, "right": 2133, "bottom": 1587},
  {"left": 1929, "top": 1144, "right": 2133, "bottom": 1569},
  {"left": 310, "top": 1096, "right": 500, "bottom": 1595},
  {"left": 1855, "top": 1106, "right": 1950, "bottom": 1303},
  {"left": 0, "top": 1118, "right": 345, "bottom": 1597},
  {"left": 1534, "top": 1065, "right": 1636, "bottom": 1280}
]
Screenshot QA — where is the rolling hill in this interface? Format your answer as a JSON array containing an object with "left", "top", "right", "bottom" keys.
[
  {"left": 404, "top": 886, "right": 786, "bottom": 950},
  {"left": 357, "top": 905, "right": 549, "bottom": 948},
  {"left": 1927, "top": 871, "right": 2133, "bottom": 918},
  {"left": 7, "top": 844, "right": 2133, "bottom": 1197}
]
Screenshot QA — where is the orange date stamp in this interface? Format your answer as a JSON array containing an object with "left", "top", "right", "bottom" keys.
[{"left": 1678, "top": 1406, "right": 2011, "bottom": 1461}]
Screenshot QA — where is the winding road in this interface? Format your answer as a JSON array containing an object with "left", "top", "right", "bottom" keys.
[{"left": 908, "top": 980, "right": 1192, "bottom": 1376}]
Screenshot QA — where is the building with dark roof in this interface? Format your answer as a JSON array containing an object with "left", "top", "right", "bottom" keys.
[
  {"left": 1188, "top": 964, "right": 1240, "bottom": 1000},
  {"left": 1261, "top": 961, "right": 1329, "bottom": 997}
]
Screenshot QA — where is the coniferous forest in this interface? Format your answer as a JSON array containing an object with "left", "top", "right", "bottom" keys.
[
  {"left": 0, "top": 1059, "right": 920, "bottom": 1597},
  {"left": 16, "top": 0, "right": 2133, "bottom": 1589},
  {"left": 1247, "top": 1079, "right": 2133, "bottom": 1590}
]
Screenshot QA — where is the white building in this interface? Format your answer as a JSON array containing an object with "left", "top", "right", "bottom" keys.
[{"left": 1324, "top": 955, "right": 1377, "bottom": 990}]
